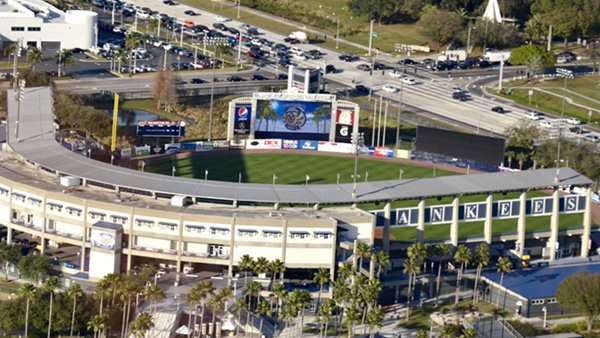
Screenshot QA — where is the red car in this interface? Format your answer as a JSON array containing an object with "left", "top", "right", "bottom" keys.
[{"left": 248, "top": 51, "right": 259, "bottom": 58}]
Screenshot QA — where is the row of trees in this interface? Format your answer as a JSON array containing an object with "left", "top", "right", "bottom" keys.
[
  {"left": 402, "top": 242, "right": 513, "bottom": 320},
  {"left": 3, "top": 45, "right": 75, "bottom": 76}
]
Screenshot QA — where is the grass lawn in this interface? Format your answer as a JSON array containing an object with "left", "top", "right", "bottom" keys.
[
  {"left": 142, "top": 153, "right": 457, "bottom": 184},
  {"left": 390, "top": 212, "right": 586, "bottom": 242},
  {"left": 497, "top": 75, "right": 600, "bottom": 124},
  {"left": 172, "top": 0, "right": 429, "bottom": 55},
  {"left": 398, "top": 300, "right": 508, "bottom": 330}
]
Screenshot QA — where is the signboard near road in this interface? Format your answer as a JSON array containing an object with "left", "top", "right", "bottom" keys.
[{"left": 137, "top": 121, "right": 186, "bottom": 137}]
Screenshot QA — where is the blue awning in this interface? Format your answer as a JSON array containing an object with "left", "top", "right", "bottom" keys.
[
  {"left": 27, "top": 197, "right": 42, "bottom": 203},
  {"left": 210, "top": 227, "right": 229, "bottom": 232},
  {"left": 289, "top": 231, "right": 310, "bottom": 235},
  {"left": 238, "top": 229, "right": 258, "bottom": 233},
  {"left": 66, "top": 206, "right": 82, "bottom": 212},
  {"left": 111, "top": 215, "right": 128, "bottom": 220},
  {"left": 263, "top": 230, "right": 282, "bottom": 234},
  {"left": 136, "top": 219, "right": 154, "bottom": 224},
  {"left": 47, "top": 202, "right": 63, "bottom": 208},
  {"left": 159, "top": 222, "right": 178, "bottom": 227},
  {"left": 313, "top": 231, "right": 333, "bottom": 235},
  {"left": 12, "top": 193, "right": 26, "bottom": 199},
  {"left": 186, "top": 224, "right": 205, "bottom": 230},
  {"left": 89, "top": 211, "right": 106, "bottom": 216}
]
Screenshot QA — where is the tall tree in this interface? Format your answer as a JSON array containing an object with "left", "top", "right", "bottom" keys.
[
  {"left": 27, "top": 47, "right": 43, "bottom": 71},
  {"left": 454, "top": 245, "right": 472, "bottom": 306},
  {"left": 508, "top": 44, "right": 556, "bottom": 68},
  {"left": 243, "top": 281, "right": 262, "bottom": 330},
  {"left": 556, "top": 271, "right": 600, "bottom": 332},
  {"left": 253, "top": 256, "right": 270, "bottom": 277},
  {"left": 495, "top": 257, "right": 513, "bottom": 307},
  {"left": 88, "top": 313, "right": 108, "bottom": 338},
  {"left": 317, "top": 299, "right": 334, "bottom": 338},
  {"left": 255, "top": 300, "right": 272, "bottom": 338},
  {"left": 402, "top": 256, "right": 420, "bottom": 320},
  {"left": 434, "top": 243, "right": 451, "bottom": 304},
  {"left": 239, "top": 255, "right": 254, "bottom": 284},
  {"left": 419, "top": 8, "right": 464, "bottom": 51},
  {"left": 20, "top": 283, "right": 37, "bottom": 338},
  {"left": 55, "top": 50, "right": 74, "bottom": 77},
  {"left": 0, "top": 242, "right": 21, "bottom": 281},
  {"left": 4, "top": 43, "right": 16, "bottom": 63},
  {"left": 269, "top": 259, "right": 285, "bottom": 287},
  {"left": 144, "top": 284, "right": 166, "bottom": 313},
  {"left": 472, "top": 244, "right": 490, "bottom": 304},
  {"left": 195, "top": 280, "right": 215, "bottom": 338},
  {"left": 44, "top": 276, "right": 61, "bottom": 338},
  {"left": 128, "top": 312, "right": 154, "bottom": 338},
  {"left": 19, "top": 254, "right": 50, "bottom": 285},
  {"left": 68, "top": 283, "right": 84, "bottom": 338},
  {"left": 366, "top": 305, "right": 383, "bottom": 338},
  {"left": 125, "top": 33, "right": 140, "bottom": 77},
  {"left": 374, "top": 250, "right": 390, "bottom": 278},
  {"left": 355, "top": 242, "right": 370, "bottom": 272},
  {"left": 313, "top": 268, "right": 331, "bottom": 314}
]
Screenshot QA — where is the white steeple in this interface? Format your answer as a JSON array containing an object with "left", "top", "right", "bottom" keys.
[{"left": 482, "top": 0, "right": 503, "bottom": 23}]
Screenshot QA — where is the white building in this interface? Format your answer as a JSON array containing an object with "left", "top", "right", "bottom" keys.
[{"left": 0, "top": 0, "right": 97, "bottom": 51}]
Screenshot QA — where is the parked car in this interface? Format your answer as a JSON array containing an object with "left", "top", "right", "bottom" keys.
[
  {"left": 354, "top": 85, "right": 369, "bottom": 95},
  {"left": 569, "top": 126, "right": 586, "bottom": 134},
  {"left": 389, "top": 70, "right": 403, "bottom": 78},
  {"left": 325, "top": 65, "right": 337, "bottom": 74},
  {"left": 398, "top": 58, "right": 415, "bottom": 64},
  {"left": 190, "top": 78, "right": 205, "bottom": 84}
]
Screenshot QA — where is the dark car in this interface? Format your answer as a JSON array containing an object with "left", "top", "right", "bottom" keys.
[
  {"left": 213, "top": 23, "right": 227, "bottom": 30},
  {"left": 274, "top": 43, "right": 287, "bottom": 51},
  {"left": 278, "top": 58, "right": 292, "bottom": 67},
  {"left": 452, "top": 92, "right": 468, "bottom": 101},
  {"left": 276, "top": 73, "right": 288, "bottom": 80},
  {"left": 325, "top": 65, "right": 337, "bottom": 74},
  {"left": 569, "top": 126, "right": 586, "bottom": 134},
  {"left": 491, "top": 106, "right": 505, "bottom": 113},
  {"left": 276, "top": 50, "right": 288, "bottom": 58},
  {"left": 227, "top": 76, "right": 244, "bottom": 82},
  {"left": 354, "top": 85, "right": 369, "bottom": 95},
  {"left": 478, "top": 60, "right": 491, "bottom": 68},
  {"left": 398, "top": 58, "right": 415, "bottom": 64},
  {"left": 163, "top": 0, "right": 178, "bottom": 5},
  {"left": 373, "top": 62, "right": 386, "bottom": 70},
  {"left": 184, "top": 10, "right": 197, "bottom": 15},
  {"left": 189, "top": 78, "right": 205, "bottom": 84},
  {"left": 357, "top": 64, "right": 371, "bottom": 71},
  {"left": 247, "top": 28, "right": 259, "bottom": 35},
  {"left": 251, "top": 74, "right": 268, "bottom": 81},
  {"left": 195, "top": 25, "right": 210, "bottom": 34},
  {"left": 71, "top": 48, "right": 85, "bottom": 53},
  {"left": 227, "top": 27, "right": 239, "bottom": 35},
  {"left": 284, "top": 37, "right": 299, "bottom": 44},
  {"left": 457, "top": 60, "right": 473, "bottom": 69}
]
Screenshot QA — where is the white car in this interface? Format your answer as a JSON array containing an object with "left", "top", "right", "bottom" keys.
[
  {"left": 539, "top": 121, "right": 556, "bottom": 129},
  {"left": 402, "top": 77, "right": 416, "bottom": 85},
  {"left": 389, "top": 70, "right": 403, "bottom": 78},
  {"left": 292, "top": 53, "right": 306, "bottom": 61},
  {"left": 566, "top": 117, "right": 581, "bottom": 125},
  {"left": 162, "top": 43, "right": 174, "bottom": 51},
  {"left": 451, "top": 87, "right": 464, "bottom": 93},
  {"left": 524, "top": 111, "right": 541, "bottom": 120},
  {"left": 584, "top": 135, "right": 600, "bottom": 143},
  {"left": 215, "top": 15, "right": 229, "bottom": 22},
  {"left": 382, "top": 84, "right": 398, "bottom": 93}
]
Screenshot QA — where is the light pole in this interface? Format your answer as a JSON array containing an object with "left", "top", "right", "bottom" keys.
[
  {"left": 204, "top": 169, "right": 209, "bottom": 181},
  {"left": 368, "top": 20, "right": 374, "bottom": 56},
  {"left": 237, "top": 0, "right": 241, "bottom": 18},
  {"left": 555, "top": 68, "right": 573, "bottom": 183},
  {"left": 141, "top": 161, "right": 146, "bottom": 172},
  {"left": 204, "top": 37, "right": 229, "bottom": 142},
  {"left": 335, "top": 18, "right": 340, "bottom": 49},
  {"left": 477, "top": 92, "right": 484, "bottom": 134},
  {"left": 351, "top": 132, "right": 364, "bottom": 200},
  {"left": 542, "top": 306, "right": 547, "bottom": 328},
  {"left": 172, "top": 166, "right": 176, "bottom": 177},
  {"left": 395, "top": 80, "right": 404, "bottom": 152},
  {"left": 15, "top": 79, "right": 25, "bottom": 143}
]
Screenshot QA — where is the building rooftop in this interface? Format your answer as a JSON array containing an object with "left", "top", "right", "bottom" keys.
[{"left": 6, "top": 86, "right": 594, "bottom": 205}]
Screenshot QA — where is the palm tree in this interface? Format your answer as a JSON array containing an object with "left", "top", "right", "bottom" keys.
[
  {"left": 313, "top": 268, "right": 331, "bottom": 313},
  {"left": 343, "top": 302, "right": 361, "bottom": 338},
  {"left": 366, "top": 305, "right": 383, "bottom": 338},
  {"left": 439, "top": 325, "right": 456, "bottom": 338},
  {"left": 185, "top": 287, "right": 200, "bottom": 338},
  {"left": 411, "top": 243, "right": 430, "bottom": 308},
  {"left": 331, "top": 278, "right": 349, "bottom": 336},
  {"left": 359, "top": 279, "right": 381, "bottom": 333},
  {"left": 144, "top": 284, "right": 166, "bottom": 312},
  {"left": 129, "top": 311, "right": 155, "bottom": 338},
  {"left": 338, "top": 262, "right": 355, "bottom": 281},
  {"left": 373, "top": 250, "right": 390, "bottom": 278},
  {"left": 115, "top": 47, "right": 128, "bottom": 73},
  {"left": 4, "top": 43, "right": 16, "bottom": 63},
  {"left": 355, "top": 242, "right": 370, "bottom": 272},
  {"left": 269, "top": 259, "right": 285, "bottom": 287},
  {"left": 27, "top": 47, "right": 43, "bottom": 71},
  {"left": 256, "top": 300, "right": 272, "bottom": 338},
  {"left": 402, "top": 256, "right": 420, "bottom": 320},
  {"left": 0, "top": 241, "right": 22, "bottom": 281},
  {"left": 88, "top": 314, "right": 108, "bottom": 338},
  {"left": 290, "top": 289, "right": 311, "bottom": 338},
  {"left": 103, "top": 273, "right": 121, "bottom": 306},
  {"left": 454, "top": 245, "right": 472, "bottom": 306},
  {"left": 434, "top": 243, "right": 451, "bottom": 304},
  {"left": 461, "top": 327, "right": 477, "bottom": 338},
  {"left": 212, "top": 287, "right": 232, "bottom": 332},
  {"left": 253, "top": 256, "right": 270, "bottom": 278},
  {"left": 148, "top": 17, "right": 159, "bottom": 36},
  {"left": 272, "top": 283, "right": 287, "bottom": 315},
  {"left": 317, "top": 299, "right": 334, "bottom": 338},
  {"left": 239, "top": 254, "right": 254, "bottom": 284},
  {"left": 243, "top": 281, "right": 262, "bottom": 331},
  {"left": 120, "top": 279, "right": 138, "bottom": 338},
  {"left": 195, "top": 280, "right": 216, "bottom": 337},
  {"left": 472, "top": 244, "right": 490, "bottom": 304},
  {"left": 256, "top": 101, "right": 277, "bottom": 132},
  {"left": 44, "top": 276, "right": 61, "bottom": 338},
  {"left": 142, "top": 32, "right": 151, "bottom": 50},
  {"left": 20, "top": 283, "right": 36, "bottom": 338},
  {"left": 234, "top": 298, "right": 247, "bottom": 337},
  {"left": 505, "top": 150, "right": 515, "bottom": 168},
  {"left": 56, "top": 50, "right": 74, "bottom": 77},
  {"left": 125, "top": 33, "right": 140, "bottom": 77},
  {"left": 495, "top": 257, "right": 513, "bottom": 307},
  {"left": 68, "top": 284, "right": 83, "bottom": 337},
  {"left": 281, "top": 303, "right": 297, "bottom": 338},
  {"left": 516, "top": 152, "right": 528, "bottom": 170}
]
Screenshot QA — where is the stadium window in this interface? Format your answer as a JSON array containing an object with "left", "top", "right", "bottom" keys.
[
  {"left": 531, "top": 299, "right": 544, "bottom": 305},
  {"left": 210, "top": 227, "right": 230, "bottom": 235},
  {"left": 262, "top": 230, "right": 282, "bottom": 239},
  {"left": 11, "top": 27, "right": 25, "bottom": 31},
  {"left": 66, "top": 207, "right": 82, "bottom": 216},
  {"left": 237, "top": 229, "right": 258, "bottom": 237},
  {"left": 289, "top": 231, "right": 310, "bottom": 239},
  {"left": 547, "top": 298, "right": 557, "bottom": 304},
  {"left": 185, "top": 225, "right": 205, "bottom": 234},
  {"left": 47, "top": 202, "right": 63, "bottom": 212},
  {"left": 27, "top": 27, "right": 41, "bottom": 31},
  {"left": 110, "top": 215, "right": 128, "bottom": 224},
  {"left": 89, "top": 212, "right": 106, "bottom": 221},
  {"left": 0, "top": 188, "right": 8, "bottom": 197},
  {"left": 135, "top": 219, "right": 154, "bottom": 228},
  {"left": 313, "top": 231, "right": 333, "bottom": 239}
]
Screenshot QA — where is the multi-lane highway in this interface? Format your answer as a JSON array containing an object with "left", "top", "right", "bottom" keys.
[{"left": 35, "top": 0, "right": 598, "bottom": 142}]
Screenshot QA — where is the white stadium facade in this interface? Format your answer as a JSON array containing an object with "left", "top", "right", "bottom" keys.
[
  {"left": 0, "top": 0, "right": 96, "bottom": 51},
  {"left": 1, "top": 86, "right": 597, "bottom": 284}
]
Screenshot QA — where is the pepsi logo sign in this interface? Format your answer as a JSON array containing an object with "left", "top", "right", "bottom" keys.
[{"left": 238, "top": 107, "right": 249, "bottom": 118}]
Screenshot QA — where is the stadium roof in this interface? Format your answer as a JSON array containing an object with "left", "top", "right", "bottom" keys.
[
  {"left": 6, "top": 86, "right": 594, "bottom": 204},
  {"left": 482, "top": 263, "right": 600, "bottom": 299}
]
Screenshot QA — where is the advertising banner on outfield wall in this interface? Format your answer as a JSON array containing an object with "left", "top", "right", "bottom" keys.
[
  {"left": 299, "top": 140, "right": 318, "bottom": 150},
  {"left": 234, "top": 105, "right": 251, "bottom": 135},
  {"left": 121, "top": 148, "right": 132, "bottom": 159},
  {"left": 246, "top": 139, "right": 282, "bottom": 149},
  {"left": 374, "top": 147, "right": 394, "bottom": 158},
  {"left": 135, "top": 146, "right": 151, "bottom": 156},
  {"left": 282, "top": 139, "right": 299, "bottom": 149},
  {"left": 395, "top": 149, "right": 412, "bottom": 159},
  {"left": 317, "top": 142, "right": 353, "bottom": 153},
  {"left": 229, "top": 140, "right": 246, "bottom": 149}
]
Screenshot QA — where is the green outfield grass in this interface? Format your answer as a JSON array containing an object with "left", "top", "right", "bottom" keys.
[
  {"left": 142, "top": 153, "right": 457, "bottom": 184},
  {"left": 390, "top": 213, "right": 586, "bottom": 242}
]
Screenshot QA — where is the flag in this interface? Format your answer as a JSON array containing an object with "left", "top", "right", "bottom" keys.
[
  {"left": 172, "top": 166, "right": 176, "bottom": 172},
  {"left": 274, "top": 175, "right": 278, "bottom": 179},
  {"left": 306, "top": 175, "right": 310, "bottom": 181}
]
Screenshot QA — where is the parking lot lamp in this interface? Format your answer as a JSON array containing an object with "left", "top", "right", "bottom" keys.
[{"left": 351, "top": 132, "right": 364, "bottom": 200}]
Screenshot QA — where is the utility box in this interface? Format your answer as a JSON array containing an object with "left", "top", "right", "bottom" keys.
[
  {"left": 60, "top": 176, "right": 81, "bottom": 187},
  {"left": 171, "top": 195, "right": 189, "bottom": 207}
]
